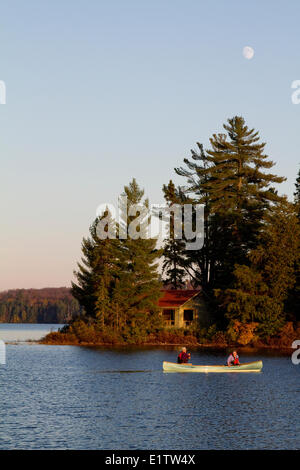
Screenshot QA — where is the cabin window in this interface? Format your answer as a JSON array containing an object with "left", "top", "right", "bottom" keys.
[
  {"left": 184, "top": 309, "right": 193, "bottom": 326},
  {"left": 163, "top": 309, "right": 175, "bottom": 326}
]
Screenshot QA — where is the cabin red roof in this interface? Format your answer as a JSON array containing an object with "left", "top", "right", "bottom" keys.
[{"left": 158, "top": 290, "right": 201, "bottom": 308}]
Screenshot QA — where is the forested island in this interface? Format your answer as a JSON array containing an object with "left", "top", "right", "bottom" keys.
[{"left": 17, "top": 117, "right": 300, "bottom": 347}]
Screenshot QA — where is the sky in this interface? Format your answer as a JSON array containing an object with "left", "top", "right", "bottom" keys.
[{"left": 0, "top": 0, "right": 300, "bottom": 291}]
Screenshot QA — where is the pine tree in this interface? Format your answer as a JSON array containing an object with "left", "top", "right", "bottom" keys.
[
  {"left": 175, "top": 142, "right": 216, "bottom": 290},
  {"left": 71, "top": 211, "right": 119, "bottom": 323},
  {"left": 176, "top": 117, "right": 286, "bottom": 290},
  {"left": 71, "top": 181, "right": 163, "bottom": 341},
  {"left": 116, "top": 179, "right": 163, "bottom": 340},
  {"left": 219, "top": 199, "right": 300, "bottom": 336},
  {"left": 205, "top": 117, "right": 285, "bottom": 271},
  {"left": 162, "top": 180, "right": 186, "bottom": 289}
]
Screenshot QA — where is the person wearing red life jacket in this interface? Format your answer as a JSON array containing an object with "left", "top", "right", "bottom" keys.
[
  {"left": 227, "top": 350, "right": 240, "bottom": 367},
  {"left": 177, "top": 347, "right": 191, "bottom": 364}
]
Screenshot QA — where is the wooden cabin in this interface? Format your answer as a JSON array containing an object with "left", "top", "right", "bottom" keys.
[{"left": 158, "top": 289, "right": 209, "bottom": 329}]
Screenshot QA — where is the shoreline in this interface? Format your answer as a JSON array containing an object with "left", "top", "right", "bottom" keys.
[
  {"left": 38, "top": 318, "right": 300, "bottom": 351},
  {"left": 1, "top": 339, "right": 294, "bottom": 355},
  {"left": 38, "top": 339, "right": 294, "bottom": 353},
  {"left": 1, "top": 323, "right": 296, "bottom": 352}
]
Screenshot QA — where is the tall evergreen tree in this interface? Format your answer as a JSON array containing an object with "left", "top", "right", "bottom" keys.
[
  {"left": 219, "top": 199, "right": 300, "bottom": 335},
  {"left": 71, "top": 211, "right": 119, "bottom": 323},
  {"left": 162, "top": 180, "right": 186, "bottom": 289},
  {"left": 176, "top": 117, "right": 286, "bottom": 290},
  {"left": 72, "top": 181, "right": 163, "bottom": 340},
  {"left": 116, "top": 179, "right": 163, "bottom": 339},
  {"left": 175, "top": 143, "right": 215, "bottom": 290},
  {"left": 205, "top": 117, "right": 285, "bottom": 272}
]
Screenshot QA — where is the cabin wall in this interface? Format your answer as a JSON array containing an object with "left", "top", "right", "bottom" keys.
[
  {"left": 179, "top": 296, "right": 210, "bottom": 328},
  {"left": 161, "top": 294, "right": 210, "bottom": 329}
]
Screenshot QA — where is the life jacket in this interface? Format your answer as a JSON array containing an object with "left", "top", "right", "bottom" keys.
[
  {"left": 178, "top": 352, "right": 189, "bottom": 364},
  {"left": 233, "top": 357, "right": 239, "bottom": 365}
]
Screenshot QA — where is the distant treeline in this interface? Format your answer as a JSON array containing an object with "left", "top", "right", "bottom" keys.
[{"left": 0, "top": 288, "right": 81, "bottom": 323}]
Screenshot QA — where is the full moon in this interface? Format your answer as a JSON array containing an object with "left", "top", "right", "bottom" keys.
[{"left": 243, "top": 46, "right": 254, "bottom": 60}]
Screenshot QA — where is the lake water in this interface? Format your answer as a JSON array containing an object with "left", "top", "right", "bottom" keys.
[
  {"left": 0, "top": 323, "right": 62, "bottom": 342},
  {"left": 0, "top": 325, "right": 299, "bottom": 449}
]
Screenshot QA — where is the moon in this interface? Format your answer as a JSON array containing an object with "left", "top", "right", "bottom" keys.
[{"left": 243, "top": 46, "right": 254, "bottom": 60}]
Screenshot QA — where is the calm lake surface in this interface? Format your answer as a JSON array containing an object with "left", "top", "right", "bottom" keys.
[
  {"left": 0, "top": 325, "right": 299, "bottom": 449},
  {"left": 0, "top": 323, "right": 62, "bottom": 342}
]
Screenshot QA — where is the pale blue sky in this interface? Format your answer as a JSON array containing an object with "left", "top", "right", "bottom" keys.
[{"left": 1, "top": 0, "right": 300, "bottom": 290}]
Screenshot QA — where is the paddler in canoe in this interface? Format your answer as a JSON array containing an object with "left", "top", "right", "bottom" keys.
[
  {"left": 164, "top": 347, "right": 262, "bottom": 372},
  {"left": 227, "top": 350, "right": 240, "bottom": 367},
  {"left": 177, "top": 347, "right": 191, "bottom": 364}
]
